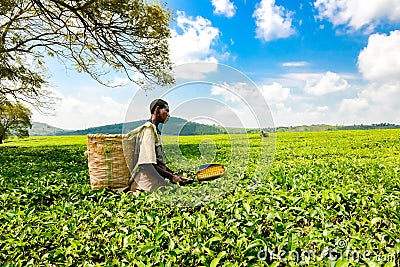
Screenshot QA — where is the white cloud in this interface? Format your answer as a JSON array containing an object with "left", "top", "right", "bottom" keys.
[
  {"left": 169, "top": 11, "right": 220, "bottom": 64},
  {"left": 314, "top": 0, "right": 400, "bottom": 32},
  {"left": 256, "top": 63, "right": 399, "bottom": 125},
  {"left": 282, "top": 72, "right": 323, "bottom": 81},
  {"left": 211, "top": 83, "right": 243, "bottom": 103},
  {"left": 209, "top": 82, "right": 276, "bottom": 127},
  {"left": 358, "top": 30, "right": 400, "bottom": 82},
  {"left": 253, "top": 0, "right": 296, "bottom": 41},
  {"left": 174, "top": 61, "right": 218, "bottom": 80},
  {"left": 210, "top": 81, "right": 291, "bottom": 107},
  {"left": 32, "top": 89, "right": 129, "bottom": 130},
  {"left": 211, "top": 0, "right": 237, "bottom": 18},
  {"left": 337, "top": 82, "right": 400, "bottom": 124},
  {"left": 172, "top": 98, "right": 261, "bottom": 129},
  {"left": 304, "top": 71, "right": 350, "bottom": 96},
  {"left": 281, "top": 61, "right": 309, "bottom": 67},
  {"left": 256, "top": 81, "right": 338, "bottom": 126},
  {"left": 279, "top": 71, "right": 358, "bottom": 90},
  {"left": 362, "top": 82, "right": 400, "bottom": 107},
  {"left": 260, "top": 82, "right": 291, "bottom": 102},
  {"left": 317, "top": 106, "right": 329, "bottom": 112},
  {"left": 208, "top": 81, "right": 336, "bottom": 128},
  {"left": 339, "top": 98, "right": 368, "bottom": 113},
  {"left": 337, "top": 30, "right": 400, "bottom": 124},
  {"left": 268, "top": 102, "right": 340, "bottom": 126},
  {"left": 109, "top": 76, "right": 130, "bottom": 87}
]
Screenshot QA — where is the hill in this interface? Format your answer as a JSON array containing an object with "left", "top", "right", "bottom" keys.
[
  {"left": 31, "top": 117, "right": 227, "bottom": 136},
  {"left": 30, "top": 120, "right": 400, "bottom": 136},
  {"left": 217, "top": 123, "right": 400, "bottom": 134},
  {"left": 30, "top": 122, "right": 69, "bottom": 136},
  {"left": 273, "top": 123, "right": 400, "bottom": 132}
]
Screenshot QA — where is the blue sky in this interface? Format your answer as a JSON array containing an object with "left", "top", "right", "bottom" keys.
[{"left": 33, "top": 0, "right": 400, "bottom": 129}]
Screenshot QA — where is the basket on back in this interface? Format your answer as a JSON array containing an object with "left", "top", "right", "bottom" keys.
[
  {"left": 86, "top": 123, "right": 156, "bottom": 191},
  {"left": 87, "top": 134, "right": 136, "bottom": 190}
]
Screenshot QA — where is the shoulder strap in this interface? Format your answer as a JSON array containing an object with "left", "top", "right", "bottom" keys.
[
  {"left": 126, "top": 121, "right": 159, "bottom": 187},
  {"left": 125, "top": 121, "right": 159, "bottom": 142}
]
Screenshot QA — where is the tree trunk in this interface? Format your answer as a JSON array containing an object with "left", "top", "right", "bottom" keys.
[{"left": 0, "top": 129, "right": 5, "bottom": 144}]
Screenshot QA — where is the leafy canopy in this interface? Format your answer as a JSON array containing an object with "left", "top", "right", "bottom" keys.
[
  {"left": 0, "top": 0, "right": 174, "bottom": 110},
  {"left": 0, "top": 102, "right": 32, "bottom": 144}
]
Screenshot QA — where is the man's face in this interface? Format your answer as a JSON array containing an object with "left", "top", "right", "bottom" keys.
[{"left": 159, "top": 105, "right": 170, "bottom": 123}]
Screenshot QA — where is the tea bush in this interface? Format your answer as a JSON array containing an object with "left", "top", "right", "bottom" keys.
[{"left": 0, "top": 130, "right": 399, "bottom": 266}]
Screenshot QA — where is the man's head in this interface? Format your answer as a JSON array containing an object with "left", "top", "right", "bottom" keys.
[
  {"left": 150, "top": 99, "right": 170, "bottom": 123},
  {"left": 150, "top": 99, "right": 168, "bottom": 114}
]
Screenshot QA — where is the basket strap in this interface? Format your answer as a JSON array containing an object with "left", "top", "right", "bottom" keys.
[
  {"left": 127, "top": 123, "right": 160, "bottom": 187},
  {"left": 105, "top": 140, "right": 113, "bottom": 188},
  {"left": 128, "top": 128, "right": 145, "bottom": 186}
]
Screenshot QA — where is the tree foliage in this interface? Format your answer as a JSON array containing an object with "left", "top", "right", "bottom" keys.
[
  {"left": 0, "top": 102, "right": 32, "bottom": 144},
  {"left": 0, "top": 0, "right": 174, "bottom": 110}
]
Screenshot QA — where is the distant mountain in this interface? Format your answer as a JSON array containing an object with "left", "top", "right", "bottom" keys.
[
  {"left": 31, "top": 117, "right": 227, "bottom": 136},
  {"left": 56, "top": 120, "right": 148, "bottom": 136},
  {"left": 274, "top": 123, "right": 400, "bottom": 132},
  {"left": 30, "top": 122, "right": 69, "bottom": 136},
  {"left": 161, "top": 117, "right": 226, "bottom": 135},
  {"left": 30, "top": 120, "right": 400, "bottom": 136}
]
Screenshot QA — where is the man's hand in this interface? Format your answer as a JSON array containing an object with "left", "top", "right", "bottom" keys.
[
  {"left": 171, "top": 174, "right": 183, "bottom": 184},
  {"left": 178, "top": 176, "right": 194, "bottom": 185},
  {"left": 171, "top": 174, "right": 194, "bottom": 185}
]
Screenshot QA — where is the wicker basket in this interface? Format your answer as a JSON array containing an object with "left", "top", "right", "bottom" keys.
[{"left": 87, "top": 134, "right": 135, "bottom": 190}]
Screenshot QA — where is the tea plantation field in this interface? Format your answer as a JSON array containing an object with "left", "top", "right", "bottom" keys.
[{"left": 1, "top": 130, "right": 399, "bottom": 266}]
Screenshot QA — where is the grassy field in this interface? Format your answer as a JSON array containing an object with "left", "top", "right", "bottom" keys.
[
  {"left": 2, "top": 135, "right": 88, "bottom": 146},
  {"left": 1, "top": 129, "right": 399, "bottom": 266}
]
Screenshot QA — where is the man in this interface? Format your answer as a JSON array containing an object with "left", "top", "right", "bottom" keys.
[{"left": 130, "top": 99, "right": 193, "bottom": 192}]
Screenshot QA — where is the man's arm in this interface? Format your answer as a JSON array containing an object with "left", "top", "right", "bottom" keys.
[
  {"left": 140, "top": 163, "right": 182, "bottom": 183},
  {"left": 156, "top": 161, "right": 194, "bottom": 185}
]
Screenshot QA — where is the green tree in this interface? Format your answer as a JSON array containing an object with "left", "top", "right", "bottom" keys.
[
  {"left": 0, "top": 102, "right": 32, "bottom": 144},
  {"left": 0, "top": 0, "right": 174, "bottom": 110}
]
